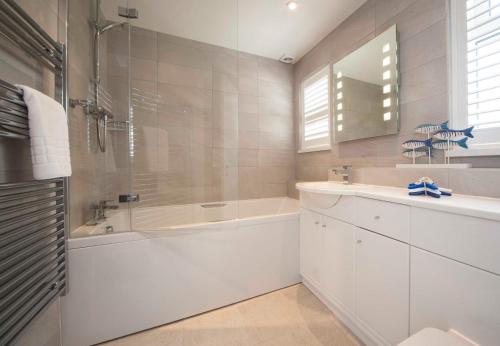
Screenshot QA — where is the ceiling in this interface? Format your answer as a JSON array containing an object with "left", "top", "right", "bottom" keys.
[{"left": 101, "top": 0, "right": 367, "bottom": 62}]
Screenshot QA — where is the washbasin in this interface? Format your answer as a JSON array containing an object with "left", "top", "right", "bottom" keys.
[{"left": 296, "top": 181, "right": 359, "bottom": 195}]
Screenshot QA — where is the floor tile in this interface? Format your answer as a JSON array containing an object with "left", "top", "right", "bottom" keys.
[{"left": 99, "top": 284, "right": 361, "bottom": 346}]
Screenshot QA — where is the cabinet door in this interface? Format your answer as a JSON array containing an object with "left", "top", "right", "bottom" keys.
[
  {"left": 411, "top": 247, "right": 500, "bottom": 346},
  {"left": 299, "top": 208, "right": 322, "bottom": 286},
  {"left": 322, "top": 217, "right": 355, "bottom": 314},
  {"left": 355, "top": 228, "right": 409, "bottom": 345}
]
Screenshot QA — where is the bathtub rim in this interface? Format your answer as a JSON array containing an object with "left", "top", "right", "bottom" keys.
[{"left": 68, "top": 211, "right": 299, "bottom": 250}]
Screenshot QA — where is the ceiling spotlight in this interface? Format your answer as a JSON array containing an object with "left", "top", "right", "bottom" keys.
[{"left": 287, "top": 1, "right": 298, "bottom": 10}]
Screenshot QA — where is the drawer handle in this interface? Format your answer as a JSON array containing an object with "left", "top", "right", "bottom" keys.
[
  {"left": 315, "top": 221, "right": 319, "bottom": 225},
  {"left": 374, "top": 215, "right": 380, "bottom": 220},
  {"left": 357, "top": 240, "right": 362, "bottom": 244},
  {"left": 322, "top": 224, "right": 326, "bottom": 228}
]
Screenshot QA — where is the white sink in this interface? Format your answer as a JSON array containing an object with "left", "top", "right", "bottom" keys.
[{"left": 296, "top": 181, "right": 359, "bottom": 195}]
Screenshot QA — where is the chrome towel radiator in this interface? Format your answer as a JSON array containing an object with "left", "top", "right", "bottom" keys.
[
  {"left": 0, "top": 179, "right": 66, "bottom": 344},
  {"left": 0, "top": 0, "right": 68, "bottom": 344}
]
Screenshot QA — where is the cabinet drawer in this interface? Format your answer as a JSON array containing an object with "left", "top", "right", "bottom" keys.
[
  {"left": 300, "top": 191, "right": 355, "bottom": 224},
  {"left": 356, "top": 198, "right": 410, "bottom": 243},
  {"left": 412, "top": 207, "right": 500, "bottom": 275}
]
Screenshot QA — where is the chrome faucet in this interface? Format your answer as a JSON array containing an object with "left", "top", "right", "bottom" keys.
[
  {"left": 87, "top": 200, "right": 119, "bottom": 225},
  {"left": 329, "top": 165, "right": 353, "bottom": 184}
]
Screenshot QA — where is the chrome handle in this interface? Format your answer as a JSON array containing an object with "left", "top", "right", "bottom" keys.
[
  {"left": 201, "top": 203, "right": 227, "bottom": 208},
  {"left": 119, "top": 194, "right": 140, "bottom": 203}
]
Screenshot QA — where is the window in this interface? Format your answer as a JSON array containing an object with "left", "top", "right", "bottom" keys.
[
  {"left": 450, "top": 0, "right": 500, "bottom": 156},
  {"left": 299, "top": 65, "right": 331, "bottom": 152}
]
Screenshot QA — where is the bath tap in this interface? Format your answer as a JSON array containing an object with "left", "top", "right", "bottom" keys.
[
  {"left": 329, "top": 165, "right": 353, "bottom": 184},
  {"left": 87, "top": 200, "right": 119, "bottom": 225}
]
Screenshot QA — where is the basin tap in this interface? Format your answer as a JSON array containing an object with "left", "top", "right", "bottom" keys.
[{"left": 329, "top": 165, "right": 353, "bottom": 184}]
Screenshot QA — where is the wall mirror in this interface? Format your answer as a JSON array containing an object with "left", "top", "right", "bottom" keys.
[{"left": 333, "top": 25, "right": 399, "bottom": 143}]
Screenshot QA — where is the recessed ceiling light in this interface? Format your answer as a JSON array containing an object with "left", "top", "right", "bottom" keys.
[{"left": 287, "top": 1, "right": 298, "bottom": 10}]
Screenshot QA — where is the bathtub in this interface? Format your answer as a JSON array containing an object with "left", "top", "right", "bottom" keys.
[{"left": 61, "top": 197, "right": 300, "bottom": 346}]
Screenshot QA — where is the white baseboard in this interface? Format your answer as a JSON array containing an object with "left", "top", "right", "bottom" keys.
[{"left": 302, "top": 277, "right": 389, "bottom": 346}]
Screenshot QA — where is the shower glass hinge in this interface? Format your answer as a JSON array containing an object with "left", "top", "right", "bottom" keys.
[{"left": 119, "top": 194, "right": 139, "bottom": 203}]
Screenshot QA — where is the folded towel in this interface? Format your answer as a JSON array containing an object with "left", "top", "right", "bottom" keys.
[
  {"left": 17, "top": 85, "right": 72, "bottom": 179},
  {"left": 409, "top": 187, "right": 442, "bottom": 198},
  {"left": 439, "top": 187, "right": 452, "bottom": 196},
  {"left": 407, "top": 177, "right": 452, "bottom": 198},
  {"left": 408, "top": 182, "right": 439, "bottom": 190}
]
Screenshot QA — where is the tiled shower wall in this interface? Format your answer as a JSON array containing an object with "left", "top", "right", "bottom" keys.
[
  {"left": 106, "top": 27, "right": 295, "bottom": 208},
  {"left": 292, "top": 0, "right": 500, "bottom": 198}
]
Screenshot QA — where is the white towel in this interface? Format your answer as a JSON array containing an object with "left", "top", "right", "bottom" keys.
[{"left": 17, "top": 85, "right": 72, "bottom": 179}]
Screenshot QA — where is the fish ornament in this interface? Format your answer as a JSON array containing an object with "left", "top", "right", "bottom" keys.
[
  {"left": 401, "top": 139, "right": 432, "bottom": 150},
  {"left": 415, "top": 121, "right": 449, "bottom": 134},
  {"left": 431, "top": 137, "right": 469, "bottom": 150},
  {"left": 434, "top": 126, "right": 474, "bottom": 140},
  {"left": 403, "top": 121, "right": 473, "bottom": 165},
  {"left": 402, "top": 148, "right": 432, "bottom": 159}
]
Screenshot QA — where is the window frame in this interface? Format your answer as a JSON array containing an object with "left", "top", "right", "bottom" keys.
[
  {"left": 449, "top": 0, "right": 500, "bottom": 157},
  {"left": 298, "top": 65, "right": 332, "bottom": 153}
]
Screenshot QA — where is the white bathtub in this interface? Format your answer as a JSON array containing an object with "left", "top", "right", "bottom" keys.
[{"left": 61, "top": 198, "right": 300, "bottom": 346}]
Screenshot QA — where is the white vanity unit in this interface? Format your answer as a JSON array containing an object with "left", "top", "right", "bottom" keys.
[{"left": 296, "top": 182, "right": 500, "bottom": 346}]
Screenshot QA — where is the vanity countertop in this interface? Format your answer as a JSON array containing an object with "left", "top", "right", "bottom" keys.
[{"left": 296, "top": 181, "right": 500, "bottom": 222}]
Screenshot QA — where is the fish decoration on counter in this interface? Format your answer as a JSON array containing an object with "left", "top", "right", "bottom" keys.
[
  {"left": 415, "top": 121, "right": 449, "bottom": 134},
  {"left": 402, "top": 148, "right": 432, "bottom": 159},
  {"left": 401, "top": 139, "right": 432, "bottom": 150},
  {"left": 402, "top": 121, "right": 474, "bottom": 165},
  {"left": 431, "top": 137, "right": 469, "bottom": 150},
  {"left": 433, "top": 126, "right": 474, "bottom": 140}
]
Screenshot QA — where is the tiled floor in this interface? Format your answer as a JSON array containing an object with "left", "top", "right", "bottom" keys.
[{"left": 101, "top": 284, "right": 361, "bottom": 346}]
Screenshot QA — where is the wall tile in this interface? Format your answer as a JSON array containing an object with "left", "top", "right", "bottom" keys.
[
  {"left": 238, "top": 149, "right": 259, "bottom": 167},
  {"left": 399, "top": 56, "right": 447, "bottom": 105},
  {"left": 259, "top": 150, "right": 295, "bottom": 167},
  {"left": 399, "top": 20, "right": 447, "bottom": 73},
  {"left": 157, "top": 35, "right": 210, "bottom": 70},
  {"left": 158, "top": 62, "right": 212, "bottom": 89},
  {"left": 449, "top": 169, "right": 500, "bottom": 198}
]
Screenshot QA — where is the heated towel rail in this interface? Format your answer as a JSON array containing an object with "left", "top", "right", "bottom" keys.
[{"left": 0, "top": 0, "right": 68, "bottom": 344}]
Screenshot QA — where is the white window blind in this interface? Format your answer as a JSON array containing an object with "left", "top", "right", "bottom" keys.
[
  {"left": 467, "top": 0, "right": 500, "bottom": 130},
  {"left": 300, "top": 66, "right": 331, "bottom": 152}
]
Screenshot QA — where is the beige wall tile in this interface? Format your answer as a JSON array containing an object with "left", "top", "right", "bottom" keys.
[
  {"left": 449, "top": 169, "right": 500, "bottom": 198},
  {"left": 212, "top": 71, "right": 238, "bottom": 93},
  {"left": 239, "top": 149, "right": 259, "bottom": 167},
  {"left": 239, "top": 113, "right": 260, "bottom": 131},
  {"left": 259, "top": 150, "right": 295, "bottom": 167},
  {"left": 399, "top": 20, "right": 447, "bottom": 73},
  {"left": 158, "top": 62, "right": 212, "bottom": 89}
]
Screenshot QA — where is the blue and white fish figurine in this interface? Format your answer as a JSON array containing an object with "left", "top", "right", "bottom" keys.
[
  {"left": 434, "top": 126, "right": 474, "bottom": 140},
  {"left": 415, "top": 121, "right": 448, "bottom": 134},
  {"left": 402, "top": 138, "right": 432, "bottom": 150},
  {"left": 431, "top": 137, "right": 468, "bottom": 150},
  {"left": 402, "top": 148, "right": 431, "bottom": 159}
]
